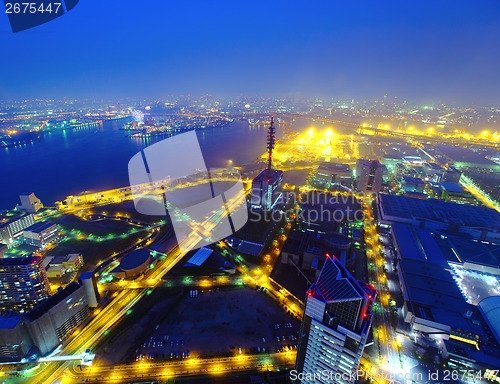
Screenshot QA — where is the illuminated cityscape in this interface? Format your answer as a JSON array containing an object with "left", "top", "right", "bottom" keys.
[{"left": 1, "top": 1, "right": 500, "bottom": 384}]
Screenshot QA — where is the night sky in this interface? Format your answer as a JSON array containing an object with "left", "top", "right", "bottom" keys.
[{"left": 1, "top": 0, "right": 500, "bottom": 104}]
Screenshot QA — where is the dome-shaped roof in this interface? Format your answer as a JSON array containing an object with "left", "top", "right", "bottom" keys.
[
  {"left": 120, "top": 249, "right": 151, "bottom": 270},
  {"left": 478, "top": 296, "right": 500, "bottom": 343}
]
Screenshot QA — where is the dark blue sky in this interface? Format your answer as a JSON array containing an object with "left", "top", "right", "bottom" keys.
[{"left": 1, "top": 0, "right": 500, "bottom": 104}]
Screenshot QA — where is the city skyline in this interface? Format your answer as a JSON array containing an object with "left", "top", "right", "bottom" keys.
[
  {"left": 0, "top": 1, "right": 500, "bottom": 104},
  {"left": 1, "top": 2, "right": 500, "bottom": 383}
]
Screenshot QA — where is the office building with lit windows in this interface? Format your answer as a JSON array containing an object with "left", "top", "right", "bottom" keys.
[
  {"left": 355, "top": 159, "right": 385, "bottom": 194},
  {"left": 250, "top": 169, "right": 284, "bottom": 210},
  {"left": 0, "top": 213, "right": 35, "bottom": 247},
  {"left": 295, "top": 256, "right": 376, "bottom": 384},
  {"left": 22, "top": 222, "right": 59, "bottom": 248},
  {"left": 314, "top": 162, "right": 353, "bottom": 190},
  {"left": 0, "top": 256, "right": 51, "bottom": 314}
]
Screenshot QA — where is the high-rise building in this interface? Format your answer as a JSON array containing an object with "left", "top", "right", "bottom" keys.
[
  {"left": 0, "top": 256, "right": 51, "bottom": 313},
  {"left": 250, "top": 116, "right": 284, "bottom": 210},
  {"left": 19, "top": 193, "right": 43, "bottom": 213},
  {"left": 0, "top": 214, "right": 35, "bottom": 247},
  {"left": 356, "top": 159, "right": 384, "bottom": 194},
  {"left": 314, "top": 162, "right": 353, "bottom": 190},
  {"left": 295, "top": 256, "right": 376, "bottom": 384}
]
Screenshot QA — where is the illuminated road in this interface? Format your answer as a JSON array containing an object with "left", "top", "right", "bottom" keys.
[
  {"left": 66, "top": 351, "right": 296, "bottom": 383},
  {"left": 101, "top": 275, "right": 243, "bottom": 290},
  {"left": 20, "top": 183, "right": 248, "bottom": 384},
  {"left": 362, "top": 197, "right": 403, "bottom": 377},
  {"left": 460, "top": 175, "right": 500, "bottom": 213}
]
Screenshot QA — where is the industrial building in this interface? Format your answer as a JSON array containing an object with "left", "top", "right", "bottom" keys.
[
  {"left": 401, "top": 176, "right": 425, "bottom": 193},
  {"left": 378, "top": 193, "right": 500, "bottom": 242},
  {"left": 436, "top": 145, "right": 500, "bottom": 172},
  {"left": 437, "top": 182, "right": 474, "bottom": 203},
  {"left": 391, "top": 224, "right": 488, "bottom": 345},
  {"left": 0, "top": 283, "right": 89, "bottom": 359}
]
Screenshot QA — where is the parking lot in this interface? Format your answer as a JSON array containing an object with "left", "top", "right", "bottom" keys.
[{"left": 136, "top": 286, "right": 300, "bottom": 361}]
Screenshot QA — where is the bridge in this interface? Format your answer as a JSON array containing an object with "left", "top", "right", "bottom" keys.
[{"left": 281, "top": 113, "right": 500, "bottom": 147}]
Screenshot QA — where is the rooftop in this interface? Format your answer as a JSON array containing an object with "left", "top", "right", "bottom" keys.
[
  {"left": 439, "top": 182, "right": 466, "bottom": 193},
  {"left": 0, "top": 312, "right": 23, "bottom": 329},
  {"left": 317, "top": 162, "right": 351, "bottom": 173},
  {"left": 0, "top": 255, "right": 41, "bottom": 267},
  {"left": 252, "top": 168, "right": 283, "bottom": 183},
  {"left": 402, "top": 176, "right": 425, "bottom": 185},
  {"left": 119, "top": 248, "right": 151, "bottom": 270},
  {"left": 78, "top": 271, "right": 95, "bottom": 280},
  {"left": 436, "top": 145, "right": 498, "bottom": 166},
  {"left": 434, "top": 235, "right": 500, "bottom": 269},
  {"left": 392, "top": 224, "right": 487, "bottom": 334},
  {"left": 185, "top": 247, "right": 213, "bottom": 267},
  {"left": 312, "top": 256, "right": 364, "bottom": 302},
  {"left": 478, "top": 296, "right": 500, "bottom": 344},
  {"left": 379, "top": 193, "right": 500, "bottom": 231},
  {"left": 24, "top": 221, "right": 57, "bottom": 233},
  {"left": 25, "top": 282, "right": 82, "bottom": 322}
]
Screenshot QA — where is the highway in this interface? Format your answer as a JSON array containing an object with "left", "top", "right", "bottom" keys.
[{"left": 460, "top": 175, "right": 500, "bottom": 213}]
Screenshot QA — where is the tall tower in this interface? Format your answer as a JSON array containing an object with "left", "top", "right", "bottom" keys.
[
  {"left": 267, "top": 115, "right": 276, "bottom": 172},
  {"left": 250, "top": 116, "right": 284, "bottom": 210},
  {"left": 295, "top": 256, "right": 376, "bottom": 383}
]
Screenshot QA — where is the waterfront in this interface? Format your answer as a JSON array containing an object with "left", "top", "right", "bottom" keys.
[{"left": 0, "top": 119, "right": 284, "bottom": 210}]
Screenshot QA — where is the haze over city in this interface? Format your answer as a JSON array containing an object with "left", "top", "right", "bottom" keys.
[
  {"left": 1, "top": 2, "right": 500, "bottom": 384},
  {"left": 1, "top": 0, "right": 500, "bottom": 104}
]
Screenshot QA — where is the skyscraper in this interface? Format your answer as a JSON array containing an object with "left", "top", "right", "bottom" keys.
[
  {"left": 0, "top": 256, "right": 52, "bottom": 313},
  {"left": 356, "top": 159, "right": 384, "bottom": 194},
  {"left": 295, "top": 256, "right": 376, "bottom": 384},
  {"left": 250, "top": 116, "right": 284, "bottom": 210},
  {"left": 314, "top": 162, "right": 353, "bottom": 190}
]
